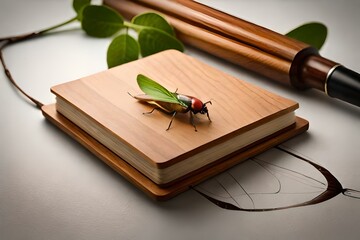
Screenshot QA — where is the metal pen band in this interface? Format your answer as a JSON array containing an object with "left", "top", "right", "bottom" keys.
[{"left": 325, "top": 64, "right": 341, "bottom": 95}]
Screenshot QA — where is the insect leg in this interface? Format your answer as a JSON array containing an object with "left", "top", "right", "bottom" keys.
[
  {"left": 204, "top": 101, "right": 212, "bottom": 122},
  {"left": 190, "top": 111, "right": 198, "bottom": 132},
  {"left": 166, "top": 111, "right": 177, "bottom": 131},
  {"left": 206, "top": 111, "right": 212, "bottom": 122},
  {"left": 143, "top": 107, "right": 158, "bottom": 115}
]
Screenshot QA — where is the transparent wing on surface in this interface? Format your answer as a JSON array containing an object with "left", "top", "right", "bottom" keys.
[{"left": 194, "top": 146, "right": 345, "bottom": 211}]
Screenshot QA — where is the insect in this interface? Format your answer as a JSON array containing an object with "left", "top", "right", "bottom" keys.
[{"left": 130, "top": 74, "right": 212, "bottom": 131}]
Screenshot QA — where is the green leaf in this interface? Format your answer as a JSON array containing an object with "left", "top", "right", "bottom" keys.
[
  {"left": 286, "top": 22, "right": 327, "bottom": 50},
  {"left": 132, "top": 12, "right": 175, "bottom": 36},
  {"left": 137, "top": 74, "right": 182, "bottom": 105},
  {"left": 107, "top": 34, "right": 139, "bottom": 68},
  {"left": 81, "top": 5, "right": 124, "bottom": 38},
  {"left": 73, "top": 0, "right": 91, "bottom": 20},
  {"left": 138, "top": 28, "right": 184, "bottom": 57}
]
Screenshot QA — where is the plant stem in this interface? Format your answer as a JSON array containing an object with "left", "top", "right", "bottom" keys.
[
  {"left": 1, "top": 16, "right": 78, "bottom": 44},
  {"left": 123, "top": 21, "right": 144, "bottom": 32},
  {"left": 0, "top": 40, "right": 44, "bottom": 109},
  {"left": 39, "top": 16, "right": 78, "bottom": 35},
  {"left": 0, "top": 16, "right": 78, "bottom": 109}
]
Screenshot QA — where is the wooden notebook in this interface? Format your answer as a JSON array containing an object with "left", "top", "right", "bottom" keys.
[{"left": 42, "top": 50, "right": 309, "bottom": 199}]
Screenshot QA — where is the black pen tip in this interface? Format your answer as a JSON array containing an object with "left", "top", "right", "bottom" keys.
[{"left": 327, "top": 65, "right": 360, "bottom": 107}]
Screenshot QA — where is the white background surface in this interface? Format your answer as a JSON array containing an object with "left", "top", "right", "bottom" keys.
[{"left": 1, "top": 0, "right": 359, "bottom": 239}]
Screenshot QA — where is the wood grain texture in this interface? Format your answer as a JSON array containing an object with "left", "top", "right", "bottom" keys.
[
  {"left": 301, "top": 55, "right": 338, "bottom": 91},
  {"left": 138, "top": 0, "right": 309, "bottom": 60},
  {"left": 51, "top": 50, "right": 297, "bottom": 161},
  {"left": 103, "top": 0, "right": 312, "bottom": 85},
  {"left": 50, "top": 50, "right": 299, "bottom": 184},
  {"left": 42, "top": 104, "right": 308, "bottom": 200}
]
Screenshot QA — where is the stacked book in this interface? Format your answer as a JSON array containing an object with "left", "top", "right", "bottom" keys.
[{"left": 42, "top": 50, "right": 308, "bottom": 200}]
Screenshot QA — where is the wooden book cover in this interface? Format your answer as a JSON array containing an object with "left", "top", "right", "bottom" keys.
[
  {"left": 42, "top": 104, "right": 308, "bottom": 200},
  {"left": 50, "top": 50, "right": 302, "bottom": 186}
]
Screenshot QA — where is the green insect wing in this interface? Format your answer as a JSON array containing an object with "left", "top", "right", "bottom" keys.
[{"left": 136, "top": 74, "right": 187, "bottom": 107}]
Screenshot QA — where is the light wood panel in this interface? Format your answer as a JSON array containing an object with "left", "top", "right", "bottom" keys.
[
  {"left": 50, "top": 50, "right": 300, "bottom": 185},
  {"left": 42, "top": 104, "right": 308, "bottom": 200}
]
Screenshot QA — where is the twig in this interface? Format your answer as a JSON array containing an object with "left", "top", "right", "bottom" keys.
[
  {"left": 0, "top": 40, "right": 44, "bottom": 109},
  {"left": 0, "top": 16, "right": 77, "bottom": 110}
]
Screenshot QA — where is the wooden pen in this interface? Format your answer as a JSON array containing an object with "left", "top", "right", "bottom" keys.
[{"left": 104, "top": 0, "right": 360, "bottom": 107}]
